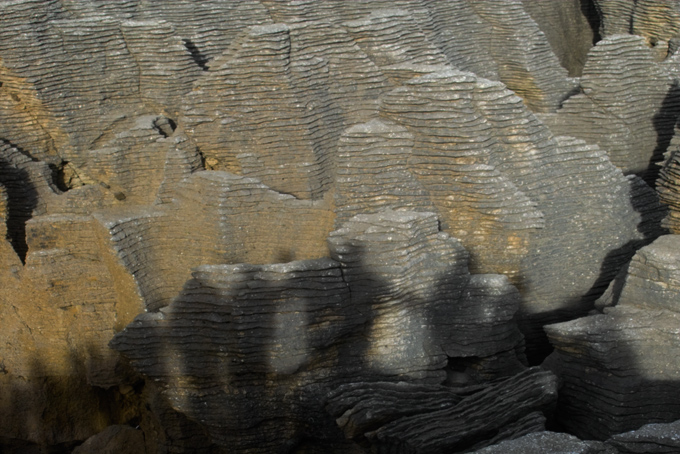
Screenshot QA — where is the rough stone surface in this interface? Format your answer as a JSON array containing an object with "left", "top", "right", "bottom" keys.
[
  {"left": 593, "top": 0, "right": 680, "bottom": 46},
  {"left": 111, "top": 210, "right": 527, "bottom": 453},
  {"left": 0, "top": 1, "right": 677, "bottom": 453},
  {"left": 541, "top": 34, "right": 680, "bottom": 180},
  {"left": 470, "top": 431, "right": 615, "bottom": 454},
  {"left": 606, "top": 419, "right": 680, "bottom": 453},
  {"left": 327, "top": 367, "right": 557, "bottom": 453},
  {"left": 521, "top": 0, "right": 598, "bottom": 77},
  {"left": 546, "top": 235, "right": 680, "bottom": 440}
]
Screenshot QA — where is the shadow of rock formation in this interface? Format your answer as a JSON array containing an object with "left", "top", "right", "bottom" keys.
[{"left": 111, "top": 209, "right": 537, "bottom": 452}]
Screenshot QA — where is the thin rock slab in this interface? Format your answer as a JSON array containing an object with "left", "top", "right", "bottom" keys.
[
  {"left": 325, "top": 367, "right": 557, "bottom": 454},
  {"left": 606, "top": 419, "right": 680, "bottom": 453}
]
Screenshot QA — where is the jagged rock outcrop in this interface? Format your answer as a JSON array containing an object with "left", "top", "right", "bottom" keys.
[{"left": 545, "top": 235, "right": 680, "bottom": 439}]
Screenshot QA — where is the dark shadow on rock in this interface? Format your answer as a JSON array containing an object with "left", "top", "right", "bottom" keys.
[
  {"left": 580, "top": 0, "right": 602, "bottom": 45},
  {"left": 111, "top": 211, "right": 540, "bottom": 453},
  {"left": 0, "top": 354, "right": 105, "bottom": 453},
  {"left": 0, "top": 153, "right": 38, "bottom": 263},
  {"left": 544, "top": 235, "right": 680, "bottom": 440},
  {"left": 583, "top": 177, "right": 667, "bottom": 308},
  {"left": 546, "top": 318, "right": 680, "bottom": 440},
  {"left": 647, "top": 81, "right": 680, "bottom": 186},
  {"left": 524, "top": 175, "right": 667, "bottom": 365},
  {"left": 111, "top": 254, "right": 373, "bottom": 453},
  {"left": 183, "top": 39, "right": 210, "bottom": 71}
]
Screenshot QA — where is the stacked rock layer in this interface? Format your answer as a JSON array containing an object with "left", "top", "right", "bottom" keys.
[
  {"left": 0, "top": 1, "right": 679, "bottom": 453},
  {"left": 546, "top": 235, "right": 680, "bottom": 439}
]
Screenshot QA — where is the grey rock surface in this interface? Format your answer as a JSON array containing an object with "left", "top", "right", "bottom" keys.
[
  {"left": 112, "top": 210, "right": 527, "bottom": 452},
  {"left": 607, "top": 419, "right": 680, "bottom": 453},
  {"left": 546, "top": 235, "right": 680, "bottom": 439},
  {"left": 327, "top": 367, "right": 557, "bottom": 453},
  {"left": 471, "top": 431, "right": 615, "bottom": 454},
  {"left": 0, "top": 1, "right": 677, "bottom": 453}
]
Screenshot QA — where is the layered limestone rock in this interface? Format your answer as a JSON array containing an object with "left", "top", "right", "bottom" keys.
[
  {"left": 542, "top": 33, "right": 680, "bottom": 180},
  {"left": 378, "top": 70, "right": 666, "bottom": 359},
  {"left": 545, "top": 235, "right": 680, "bottom": 439},
  {"left": 326, "top": 367, "right": 557, "bottom": 453},
  {"left": 593, "top": 0, "right": 680, "bottom": 46},
  {"left": 657, "top": 139, "right": 680, "bottom": 232},
  {"left": 521, "top": 0, "right": 599, "bottom": 77},
  {"left": 0, "top": 1, "right": 677, "bottom": 453},
  {"left": 111, "top": 210, "right": 527, "bottom": 452},
  {"left": 0, "top": 188, "right": 145, "bottom": 447}
]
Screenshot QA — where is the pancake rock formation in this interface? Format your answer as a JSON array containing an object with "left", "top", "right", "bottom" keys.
[
  {"left": 545, "top": 235, "right": 680, "bottom": 440},
  {"left": 0, "top": 0, "right": 679, "bottom": 453}
]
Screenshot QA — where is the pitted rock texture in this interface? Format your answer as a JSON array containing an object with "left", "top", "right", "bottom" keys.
[
  {"left": 545, "top": 235, "right": 680, "bottom": 440},
  {"left": 0, "top": 1, "right": 677, "bottom": 453}
]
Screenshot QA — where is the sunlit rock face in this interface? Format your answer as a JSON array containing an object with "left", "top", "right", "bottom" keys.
[{"left": 0, "top": 0, "right": 679, "bottom": 453}]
